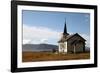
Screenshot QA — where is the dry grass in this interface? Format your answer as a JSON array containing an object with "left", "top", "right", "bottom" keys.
[{"left": 22, "top": 52, "right": 90, "bottom": 62}]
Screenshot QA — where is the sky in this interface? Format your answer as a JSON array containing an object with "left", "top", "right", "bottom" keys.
[{"left": 22, "top": 10, "right": 90, "bottom": 47}]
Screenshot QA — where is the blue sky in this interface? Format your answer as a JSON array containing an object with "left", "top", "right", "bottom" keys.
[{"left": 22, "top": 10, "right": 90, "bottom": 47}]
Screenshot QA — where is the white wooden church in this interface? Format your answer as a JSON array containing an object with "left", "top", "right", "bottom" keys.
[{"left": 58, "top": 20, "right": 86, "bottom": 54}]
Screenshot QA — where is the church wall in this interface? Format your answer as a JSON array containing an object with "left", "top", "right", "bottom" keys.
[
  {"left": 67, "top": 42, "right": 84, "bottom": 53},
  {"left": 67, "top": 43, "right": 72, "bottom": 53},
  {"left": 67, "top": 35, "right": 85, "bottom": 53},
  {"left": 58, "top": 42, "right": 67, "bottom": 53},
  {"left": 64, "top": 42, "right": 67, "bottom": 53},
  {"left": 75, "top": 43, "right": 84, "bottom": 52},
  {"left": 58, "top": 43, "right": 61, "bottom": 52}
]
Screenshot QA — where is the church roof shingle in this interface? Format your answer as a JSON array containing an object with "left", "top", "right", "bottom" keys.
[{"left": 58, "top": 33, "right": 86, "bottom": 43}]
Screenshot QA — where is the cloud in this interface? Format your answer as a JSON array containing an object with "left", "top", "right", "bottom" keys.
[
  {"left": 23, "top": 25, "right": 61, "bottom": 44},
  {"left": 80, "top": 34, "right": 90, "bottom": 47},
  {"left": 40, "top": 39, "right": 48, "bottom": 43},
  {"left": 23, "top": 39, "right": 30, "bottom": 44},
  {"left": 23, "top": 24, "right": 90, "bottom": 47}
]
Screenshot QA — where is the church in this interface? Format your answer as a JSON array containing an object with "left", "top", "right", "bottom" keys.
[{"left": 58, "top": 20, "right": 86, "bottom": 54}]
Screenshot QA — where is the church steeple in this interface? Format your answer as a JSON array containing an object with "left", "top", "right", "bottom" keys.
[
  {"left": 63, "top": 20, "right": 67, "bottom": 34},
  {"left": 63, "top": 19, "right": 69, "bottom": 35}
]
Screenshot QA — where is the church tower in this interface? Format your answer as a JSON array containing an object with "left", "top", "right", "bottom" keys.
[
  {"left": 58, "top": 19, "right": 69, "bottom": 53},
  {"left": 62, "top": 19, "right": 69, "bottom": 40}
]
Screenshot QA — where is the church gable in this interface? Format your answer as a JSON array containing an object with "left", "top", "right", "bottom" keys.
[
  {"left": 67, "top": 33, "right": 86, "bottom": 42},
  {"left": 58, "top": 33, "right": 85, "bottom": 43},
  {"left": 67, "top": 33, "right": 86, "bottom": 53}
]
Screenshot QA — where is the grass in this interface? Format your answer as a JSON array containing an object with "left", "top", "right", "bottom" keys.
[{"left": 22, "top": 51, "right": 90, "bottom": 62}]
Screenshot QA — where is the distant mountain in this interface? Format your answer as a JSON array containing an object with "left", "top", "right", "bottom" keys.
[
  {"left": 22, "top": 43, "right": 90, "bottom": 52},
  {"left": 22, "top": 44, "right": 58, "bottom": 52}
]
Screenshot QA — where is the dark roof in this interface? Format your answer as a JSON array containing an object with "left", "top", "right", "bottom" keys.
[
  {"left": 58, "top": 34, "right": 74, "bottom": 43},
  {"left": 58, "top": 33, "right": 86, "bottom": 43}
]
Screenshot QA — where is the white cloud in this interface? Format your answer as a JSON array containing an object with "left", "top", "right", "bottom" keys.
[
  {"left": 23, "top": 25, "right": 90, "bottom": 47},
  {"left": 80, "top": 34, "right": 90, "bottom": 47},
  {"left": 40, "top": 39, "right": 48, "bottom": 43},
  {"left": 23, "top": 39, "right": 30, "bottom": 44},
  {"left": 23, "top": 25, "right": 61, "bottom": 44}
]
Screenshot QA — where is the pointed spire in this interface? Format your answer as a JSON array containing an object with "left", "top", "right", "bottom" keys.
[
  {"left": 63, "top": 18, "right": 69, "bottom": 36},
  {"left": 63, "top": 18, "right": 67, "bottom": 34}
]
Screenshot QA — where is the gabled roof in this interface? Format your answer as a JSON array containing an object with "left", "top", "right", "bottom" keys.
[
  {"left": 58, "top": 33, "right": 86, "bottom": 43},
  {"left": 58, "top": 34, "right": 74, "bottom": 43}
]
